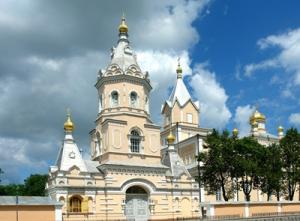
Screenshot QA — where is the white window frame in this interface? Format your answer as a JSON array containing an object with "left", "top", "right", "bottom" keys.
[
  {"left": 110, "top": 91, "right": 119, "bottom": 107},
  {"left": 187, "top": 113, "right": 193, "bottom": 123}
]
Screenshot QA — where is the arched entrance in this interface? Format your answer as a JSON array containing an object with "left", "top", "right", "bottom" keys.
[{"left": 125, "top": 186, "right": 149, "bottom": 221}]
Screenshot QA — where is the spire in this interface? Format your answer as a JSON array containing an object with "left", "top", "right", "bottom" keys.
[
  {"left": 55, "top": 111, "right": 87, "bottom": 172},
  {"left": 176, "top": 58, "right": 182, "bottom": 79},
  {"left": 168, "top": 65, "right": 192, "bottom": 106}
]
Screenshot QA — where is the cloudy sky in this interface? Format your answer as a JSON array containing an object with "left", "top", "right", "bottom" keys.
[{"left": 0, "top": 0, "right": 300, "bottom": 183}]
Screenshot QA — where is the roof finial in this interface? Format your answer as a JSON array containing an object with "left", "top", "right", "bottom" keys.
[
  {"left": 119, "top": 14, "right": 128, "bottom": 34},
  {"left": 176, "top": 57, "right": 182, "bottom": 79},
  {"left": 64, "top": 108, "right": 74, "bottom": 132}
]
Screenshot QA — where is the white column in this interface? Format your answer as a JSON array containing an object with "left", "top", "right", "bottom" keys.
[
  {"left": 244, "top": 203, "right": 249, "bottom": 218},
  {"left": 55, "top": 205, "right": 63, "bottom": 221},
  {"left": 277, "top": 203, "right": 282, "bottom": 214},
  {"left": 207, "top": 205, "right": 214, "bottom": 217}
]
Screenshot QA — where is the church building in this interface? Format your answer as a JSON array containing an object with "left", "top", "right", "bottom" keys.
[
  {"left": 47, "top": 17, "right": 201, "bottom": 220},
  {"left": 46, "top": 16, "right": 299, "bottom": 221}
]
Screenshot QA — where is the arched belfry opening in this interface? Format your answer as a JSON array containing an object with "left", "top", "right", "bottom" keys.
[{"left": 125, "top": 186, "right": 149, "bottom": 220}]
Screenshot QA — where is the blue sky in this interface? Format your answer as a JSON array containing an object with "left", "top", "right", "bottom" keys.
[
  {"left": 0, "top": 0, "right": 300, "bottom": 183},
  {"left": 189, "top": 0, "right": 300, "bottom": 135}
]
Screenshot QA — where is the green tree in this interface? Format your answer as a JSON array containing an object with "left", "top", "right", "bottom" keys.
[
  {"left": 233, "top": 137, "right": 264, "bottom": 201},
  {"left": 0, "top": 174, "right": 48, "bottom": 196},
  {"left": 280, "top": 128, "right": 300, "bottom": 201},
  {"left": 23, "top": 174, "right": 48, "bottom": 196},
  {"left": 259, "top": 143, "right": 283, "bottom": 201},
  {"left": 199, "top": 129, "right": 235, "bottom": 201},
  {"left": 0, "top": 184, "right": 25, "bottom": 196}
]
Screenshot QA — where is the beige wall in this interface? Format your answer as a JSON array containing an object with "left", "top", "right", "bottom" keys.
[
  {"left": 0, "top": 205, "right": 55, "bottom": 221},
  {"left": 214, "top": 204, "right": 244, "bottom": 217},
  {"left": 250, "top": 204, "right": 277, "bottom": 216},
  {"left": 162, "top": 100, "right": 199, "bottom": 128},
  {"left": 282, "top": 203, "right": 300, "bottom": 213},
  {"left": 209, "top": 202, "right": 300, "bottom": 218}
]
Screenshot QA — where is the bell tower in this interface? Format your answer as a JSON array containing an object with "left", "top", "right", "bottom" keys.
[
  {"left": 89, "top": 16, "right": 161, "bottom": 167},
  {"left": 161, "top": 61, "right": 200, "bottom": 144}
]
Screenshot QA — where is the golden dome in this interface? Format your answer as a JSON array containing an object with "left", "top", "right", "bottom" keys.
[
  {"left": 167, "top": 132, "right": 176, "bottom": 145},
  {"left": 249, "top": 109, "right": 266, "bottom": 125},
  {"left": 64, "top": 111, "right": 74, "bottom": 132},
  {"left": 119, "top": 16, "right": 128, "bottom": 33},
  {"left": 232, "top": 128, "right": 239, "bottom": 136},
  {"left": 278, "top": 125, "right": 284, "bottom": 133}
]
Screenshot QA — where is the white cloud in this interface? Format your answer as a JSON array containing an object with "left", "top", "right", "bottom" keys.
[
  {"left": 244, "top": 28, "right": 300, "bottom": 87},
  {"left": 289, "top": 113, "right": 300, "bottom": 125},
  {"left": 134, "top": 0, "right": 210, "bottom": 51},
  {"left": 190, "top": 64, "right": 231, "bottom": 129},
  {"left": 0, "top": 137, "right": 55, "bottom": 183},
  {"left": 137, "top": 50, "right": 192, "bottom": 123},
  {"left": 0, "top": 1, "right": 212, "bottom": 183},
  {"left": 233, "top": 105, "right": 255, "bottom": 137},
  {"left": 244, "top": 59, "right": 279, "bottom": 77}
]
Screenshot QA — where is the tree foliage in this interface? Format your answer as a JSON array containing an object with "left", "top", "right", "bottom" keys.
[
  {"left": 259, "top": 143, "right": 283, "bottom": 201},
  {"left": 0, "top": 174, "right": 48, "bottom": 196},
  {"left": 233, "top": 137, "right": 264, "bottom": 201},
  {"left": 199, "top": 127, "right": 300, "bottom": 201},
  {"left": 199, "top": 129, "right": 235, "bottom": 201},
  {"left": 280, "top": 128, "right": 300, "bottom": 201}
]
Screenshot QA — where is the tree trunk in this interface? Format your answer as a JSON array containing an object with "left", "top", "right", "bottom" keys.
[
  {"left": 288, "top": 182, "right": 295, "bottom": 201},
  {"left": 245, "top": 194, "right": 250, "bottom": 201},
  {"left": 221, "top": 183, "right": 228, "bottom": 201},
  {"left": 276, "top": 191, "right": 280, "bottom": 201}
]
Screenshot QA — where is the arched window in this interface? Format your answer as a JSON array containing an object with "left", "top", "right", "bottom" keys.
[
  {"left": 111, "top": 91, "right": 119, "bottom": 107},
  {"left": 130, "top": 91, "right": 138, "bottom": 107},
  {"left": 130, "top": 130, "right": 141, "bottom": 153},
  {"left": 69, "top": 196, "right": 82, "bottom": 212}
]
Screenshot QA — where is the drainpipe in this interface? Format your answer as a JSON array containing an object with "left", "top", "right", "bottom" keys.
[
  {"left": 176, "top": 122, "right": 179, "bottom": 143},
  {"left": 16, "top": 195, "right": 19, "bottom": 221},
  {"left": 196, "top": 134, "right": 204, "bottom": 217}
]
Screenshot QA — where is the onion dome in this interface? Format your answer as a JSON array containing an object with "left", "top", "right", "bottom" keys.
[
  {"left": 278, "top": 125, "right": 284, "bottom": 133},
  {"left": 232, "top": 128, "right": 239, "bottom": 136},
  {"left": 119, "top": 15, "right": 128, "bottom": 33},
  {"left": 249, "top": 109, "right": 266, "bottom": 125},
  {"left": 176, "top": 60, "right": 183, "bottom": 79},
  {"left": 64, "top": 111, "right": 74, "bottom": 132},
  {"left": 167, "top": 132, "right": 176, "bottom": 145}
]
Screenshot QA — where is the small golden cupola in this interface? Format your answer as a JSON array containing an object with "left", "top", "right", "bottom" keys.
[
  {"left": 249, "top": 109, "right": 266, "bottom": 125},
  {"left": 64, "top": 111, "right": 74, "bottom": 132},
  {"left": 278, "top": 125, "right": 284, "bottom": 139},
  {"left": 176, "top": 59, "right": 183, "bottom": 79},
  {"left": 232, "top": 128, "right": 239, "bottom": 137},
  {"left": 119, "top": 15, "right": 128, "bottom": 34},
  {"left": 167, "top": 132, "right": 176, "bottom": 145},
  {"left": 249, "top": 107, "right": 266, "bottom": 135}
]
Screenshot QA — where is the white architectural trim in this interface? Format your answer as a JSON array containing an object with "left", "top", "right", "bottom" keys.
[
  {"left": 120, "top": 180, "right": 155, "bottom": 194},
  {"left": 55, "top": 205, "right": 62, "bottom": 221}
]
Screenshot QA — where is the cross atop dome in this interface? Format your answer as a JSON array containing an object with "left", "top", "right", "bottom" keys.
[
  {"left": 119, "top": 14, "right": 128, "bottom": 34},
  {"left": 176, "top": 58, "right": 183, "bottom": 79},
  {"left": 64, "top": 109, "right": 74, "bottom": 132}
]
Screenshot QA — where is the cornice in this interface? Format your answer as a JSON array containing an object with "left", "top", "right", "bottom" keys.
[{"left": 95, "top": 74, "right": 152, "bottom": 91}]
